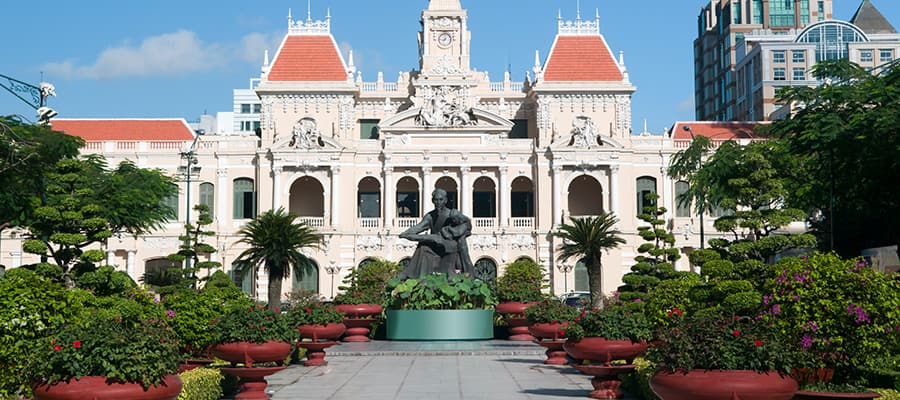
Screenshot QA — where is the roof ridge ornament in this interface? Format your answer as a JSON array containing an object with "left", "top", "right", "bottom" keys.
[
  {"left": 558, "top": 9, "right": 600, "bottom": 36},
  {"left": 288, "top": 6, "right": 331, "bottom": 35}
]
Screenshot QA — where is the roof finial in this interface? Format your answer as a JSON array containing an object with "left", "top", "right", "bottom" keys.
[
  {"left": 558, "top": 9, "right": 562, "bottom": 21},
  {"left": 348, "top": 50, "right": 355, "bottom": 69},
  {"left": 576, "top": 0, "right": 581, "bottom": 21},
  {"left": 326, "top": 8, "right": 331, "bottom": 20},
  {"left": 264, "top": 49, "right": 269, "bottom": 67},
  {"left": 307, "top": 0, "right": 312, "bottom": 22},
  {"left": 287, "top": 8, "right": 293, "bottom": 25}
]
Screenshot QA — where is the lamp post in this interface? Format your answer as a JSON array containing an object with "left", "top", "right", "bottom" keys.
[
  {"left": 178, "top": 134, "right": 201, "bottom": 277},
  {"left": 682, "top": 125, "right": 705, "bottom": 249},
  {"left": 556, "top": 263, "right": 574, "bottom": 293},
  {"left": 0, "top": 74, "right": 57, "bottom": 124},
  {"left": 324, "top": 262, "right": 342, "bottom": 299}
]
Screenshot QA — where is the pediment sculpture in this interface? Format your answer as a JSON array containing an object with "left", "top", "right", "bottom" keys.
[
  {"left": 412, "top": 86, "right": 478, "bottom": 128},
  {"left": 569, "top": 115, "right": 601, "bottom": 148},
  {"left": 289, "top": 117, "right": 325, "bottom": 149}
]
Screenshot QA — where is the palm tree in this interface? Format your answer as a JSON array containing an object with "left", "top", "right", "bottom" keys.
[
  {"left": 234, "top": 208, "right": 322, "bottom": 311},
  {"left": 553, "top": 214, "right": 626, "bottom": 309}
]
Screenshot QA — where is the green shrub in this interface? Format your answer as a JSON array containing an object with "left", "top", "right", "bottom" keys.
[
  {"left": 74, "top": 265, "right": 137, "bottom": 296},
  {"left": 699, "top": 259, "right": 735, "bottom": 280},
  {"left": 177, "top": 367, "right": 224, "bottom": 400},
  {"left": 688, "top": 248, "right": 721, "bottom": 267},
  {"left": 711, "top": 280, "right": 754, "bottom": 300},
  {"left": 722, "top": 291, "right": 763, "bottom": 315},
  {"left": 386, "top": 273, "right": 496, "bottom": 310},
  {"left": 334, "top": 258, "right": 401, "bottom": 305},
  {"left": 163, "top": 289, "right": 253, "bottom": 357},
  {"left": 873, "top": 389, "right": 900, "bottom": 400},
  {"left": 495, "top": 259, "right": 545, "bottom": 302},
  {"left": 0, "top": 269, "right": 88, "bottom": 398},
  {"left": 620, "top": 357, "right": 660, "bottom": 400}
]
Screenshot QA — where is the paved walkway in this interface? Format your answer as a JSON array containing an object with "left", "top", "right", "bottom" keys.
[{"left": 266, "top": 340, "right": 636, "bottom": 400}]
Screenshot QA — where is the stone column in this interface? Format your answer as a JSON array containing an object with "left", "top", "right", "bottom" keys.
[
  {"left": 552, "top": 164, "right": 563, "bottom": 227},
  {"left": 422, "top": 166, "right": 433, "bottom": 196},
  {"left": 126, "top": 250, "right": 136, "bottom": 280},
  {"left": 11, "top": 251, "right": 21, "bottom": 268},
  {"left": 610, "top": 165, "right": 620, "bottom": 217},
  {"left": 272, "top": 166, "right": 283, "bottom": 210},
  {"left": 107, "top": 250, "right": 115, "bottom": 267},
  {"left": 384, "top": 165, "right": 394, "bottom": 229},
  {"left": 216, "top": 169, "right": 229, "bottom": 231},
  {"left": 460, "top": 166, "right": 472, "bottom": 217},
  {"left": 499, "top": 166, "right": 509, "bottom": 227},
  {"left": 331, "top": 166, "right": 341, "bottom": 228}
]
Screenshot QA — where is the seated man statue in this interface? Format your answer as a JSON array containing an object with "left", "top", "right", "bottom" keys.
[{"left": 397, "top": 189, "right": 474, "bottom": 279}]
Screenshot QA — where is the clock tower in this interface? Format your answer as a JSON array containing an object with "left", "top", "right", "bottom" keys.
[{"left": 419, "top": 0, "right": 471, "bottom": 77}]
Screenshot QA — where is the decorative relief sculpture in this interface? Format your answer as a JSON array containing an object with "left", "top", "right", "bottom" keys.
[
  {"left": 356, "top": 235, "right": 383, "bottom": 252},
  {"left": 508, "top": 235, "right": 535, "bottom": 251},
  {"left": 289, "top": 117, "right": 324, "bottom": 149},
  {"left": 413, "top": 85, "right": 477, "bottom": 128},
  {"left": 469, "top": 235, "right": 498, "bottom": 251},
  {"left": 570, "top": 115, "right": 600, "bottom": 148},
  {"left": 426, "top": 55, "right": 464, "bottom": 76}
]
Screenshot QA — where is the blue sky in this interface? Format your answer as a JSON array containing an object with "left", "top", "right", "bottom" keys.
[{"left": 2, "top": 0, "right": 898, "bottom": 133}]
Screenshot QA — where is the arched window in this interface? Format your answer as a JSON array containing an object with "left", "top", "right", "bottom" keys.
[
  {"left": 357, "top": 177, "right": 381, "bottom": 218},
  {"left": 233, "top": 178, "right": 256, "bottom": 219},
  {"left": 568, "top": 175, "right": 603, "bottom": 216},
  {"left": 358, "top": 258, "right": 377, "bottom": 269},
  {"left": 511, "top": 177, "right": 535, "bottom": 218},
  {"left": 199, "top": 182, "right": 214, "bottom": 214},
  {"left": 574, "top": 258, "right": 589, "bottom": 292},
  {"left": 472, "top": 177, "right": 496, "bottom": 218},
  {"left": 636, "top": 177, "right": 658, "bottom": 214},
  {"left": 292, "top": 260, "right": 320, "bottom": 295},
  {"left": 474, "top": 258, "right": 497, "bottom": 285},
  {"left": 435, "top": 177, "right": 458, "bottom": 210},
  {"left": 515, "top": 256, "right": 534, "bottom": 263},
  {"left": 396, "top": 177, "right": 420, "bottom": 218},
  {"left": 675, "top": 181, "right": 691, "bottom": 218},
  {"left": 796, "top": 21, "right": 868, "bottom": 62}
]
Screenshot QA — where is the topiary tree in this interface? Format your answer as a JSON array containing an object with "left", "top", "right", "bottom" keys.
[
  {"left": 618, "top": 195, "right": 683, "bottom": 308},
  {"left": 157, "top": 204, "right": 221, "bottom": 294}
]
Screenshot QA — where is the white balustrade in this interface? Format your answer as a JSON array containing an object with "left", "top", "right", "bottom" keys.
[
  {"left": 359, "top": 218, "right": 381, "bottom": 229},
  {"left": 510, "top": 217, "right": 534, "bottom": 229},
  {"left": 396, "top": 218, "right": 418, "bottom": 229},
  {"left": 473, "top": 218, "right": 496, "bottom": 229},
  {"left": 300, "top": 217, "right": 326, "bottom": 228}
]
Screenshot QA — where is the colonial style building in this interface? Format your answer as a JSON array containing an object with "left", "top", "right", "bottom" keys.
[{"left": 3, "top": 1, "right": 753, "bottom": 301}]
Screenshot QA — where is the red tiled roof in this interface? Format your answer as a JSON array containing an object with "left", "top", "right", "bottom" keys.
[
  {"left": 670, "top": 122, "right": 766, "bottom": 140},
  {"left": 543, "top": 36, "right": 623, "bottom": 82},
  {"left": 51, "top": 119, "right": 194, "bottom": 141},
  {"left": 268, "top": 35, "right": 347, "bottom": 81}
]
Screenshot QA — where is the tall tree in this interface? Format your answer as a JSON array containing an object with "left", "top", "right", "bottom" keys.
[
  {"left": 618, "top": 195, "right": 682, "bottom": 304},
  {"left": 21, "top": 156, "right": 176, "bottom": 287},
  {"left": 768, "top": 59, "right": 900, "bottom": 257},
  {"left": 234, "top": 208, "right": 322, "bottom": 311},
  {"left": 0, "top": 117, "right": 82, "bottom": 233},
  {"left": 553, "top": 214, "right": 626, "bottom": 309}
]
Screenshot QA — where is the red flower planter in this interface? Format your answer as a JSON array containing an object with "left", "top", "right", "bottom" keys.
[
  {"left": 650, "top": 369, "right": 798, "bottom": 400},
  {"left": 297, "top": 322, "right": 346, "bottom": 341},
  {"left": 334, "top": 303, "right": 383, "bottom": 318},
  {"left": 563, "top": 337, "right": 648, "bottom": 365},
  {"left": 529, "top": 322, "right": 569, "bottom": 340},
  {"left": 32, "top": 374, "right": 182, "bottom": 400},
  {"left": 496, "top": 301, "right": 536, "bottom": 341},
  {"left": 211, "top": 341, "right": 293, "bottom": 367}
]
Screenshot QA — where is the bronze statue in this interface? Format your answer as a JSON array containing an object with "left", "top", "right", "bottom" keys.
[{"left": 398, "top": 189, "right": 474, "bottom": 279}]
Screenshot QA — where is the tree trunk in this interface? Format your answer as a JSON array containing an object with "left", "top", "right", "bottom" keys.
[
  {"left": 588, "top": 255, "right": 603, "bottom": 309},
  {"left": 267, "top": 274, "right": 282, "bottom": 311}
]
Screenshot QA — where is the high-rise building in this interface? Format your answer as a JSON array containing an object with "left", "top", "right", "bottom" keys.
[{"left": 694, "top": 0, "right": 833, "bottom": 121}]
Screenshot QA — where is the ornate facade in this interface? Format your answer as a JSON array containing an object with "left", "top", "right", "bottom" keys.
[{"left": 5, "top": 1, "right": 738, "bottom": 301}]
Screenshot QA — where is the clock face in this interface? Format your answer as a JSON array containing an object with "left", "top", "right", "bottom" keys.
[{"left": 437, "top": 33, "right": 452, "bottom": 47}]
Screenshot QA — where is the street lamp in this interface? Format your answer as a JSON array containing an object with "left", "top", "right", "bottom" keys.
[
  {"left": 0, "top": 74, "right": 57, "bottom": 124},
  {"left": 556, "top": 263, "right": 574, "bottom": 293},
  {"left": 682, "top": 125, "right": 705, "bottom": 249},
  {"left": 324, "top": 262, "right": 342, "bottom": 299},
  {"left": 178, "top": 133, "right": 202, "bottom": 276}
]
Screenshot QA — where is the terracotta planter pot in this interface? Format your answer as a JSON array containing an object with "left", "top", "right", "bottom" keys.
[
  {"left": 563, "top": 337, "right": 648, "bottom": 365},
  {"left": 298, "top": 322, "right": 346, "bottom": 341},
  {"left": 496, "top": 302, "right": 536, "bottom": 341},
  {"left": 495, "top": 301, "right": 535, "bottom": 315},
  {"left": 211, "top": 341, "right": 293, "bottom": 367},
  {"left": 650, "top": 369, "right": 798, "bottom": 400},
  {"left": 529, "top": 322, "right": 570, "bottom": 340},
  {"left": 334, "top": 303, "right": 383, "bottom": 318},
  {"left": 176, "top": 358, "right": 215, "bottom": 373},
  {"left": 32, "top": 374, "right": 182, "bottom": 400}
]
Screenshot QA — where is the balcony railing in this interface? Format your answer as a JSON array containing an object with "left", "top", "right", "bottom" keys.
[
  {"left": 473, "top": 218, "right": 496, "bottom": 229},
  {"left": 510, "top": 217, "right": 535, "bottom": 229},
  {"left": 359, "top": 218, "right": 381, "bottom": 229},
  {"left": 300, "top": 217, "right": 325, "bottom": 228},
  {"left": 397, "top": 218, "right": 418, "bottom": 229}
]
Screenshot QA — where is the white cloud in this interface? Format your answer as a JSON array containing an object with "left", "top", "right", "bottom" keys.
[{"left": 42, "top": 30, "right": 282, "bottom": 80}]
